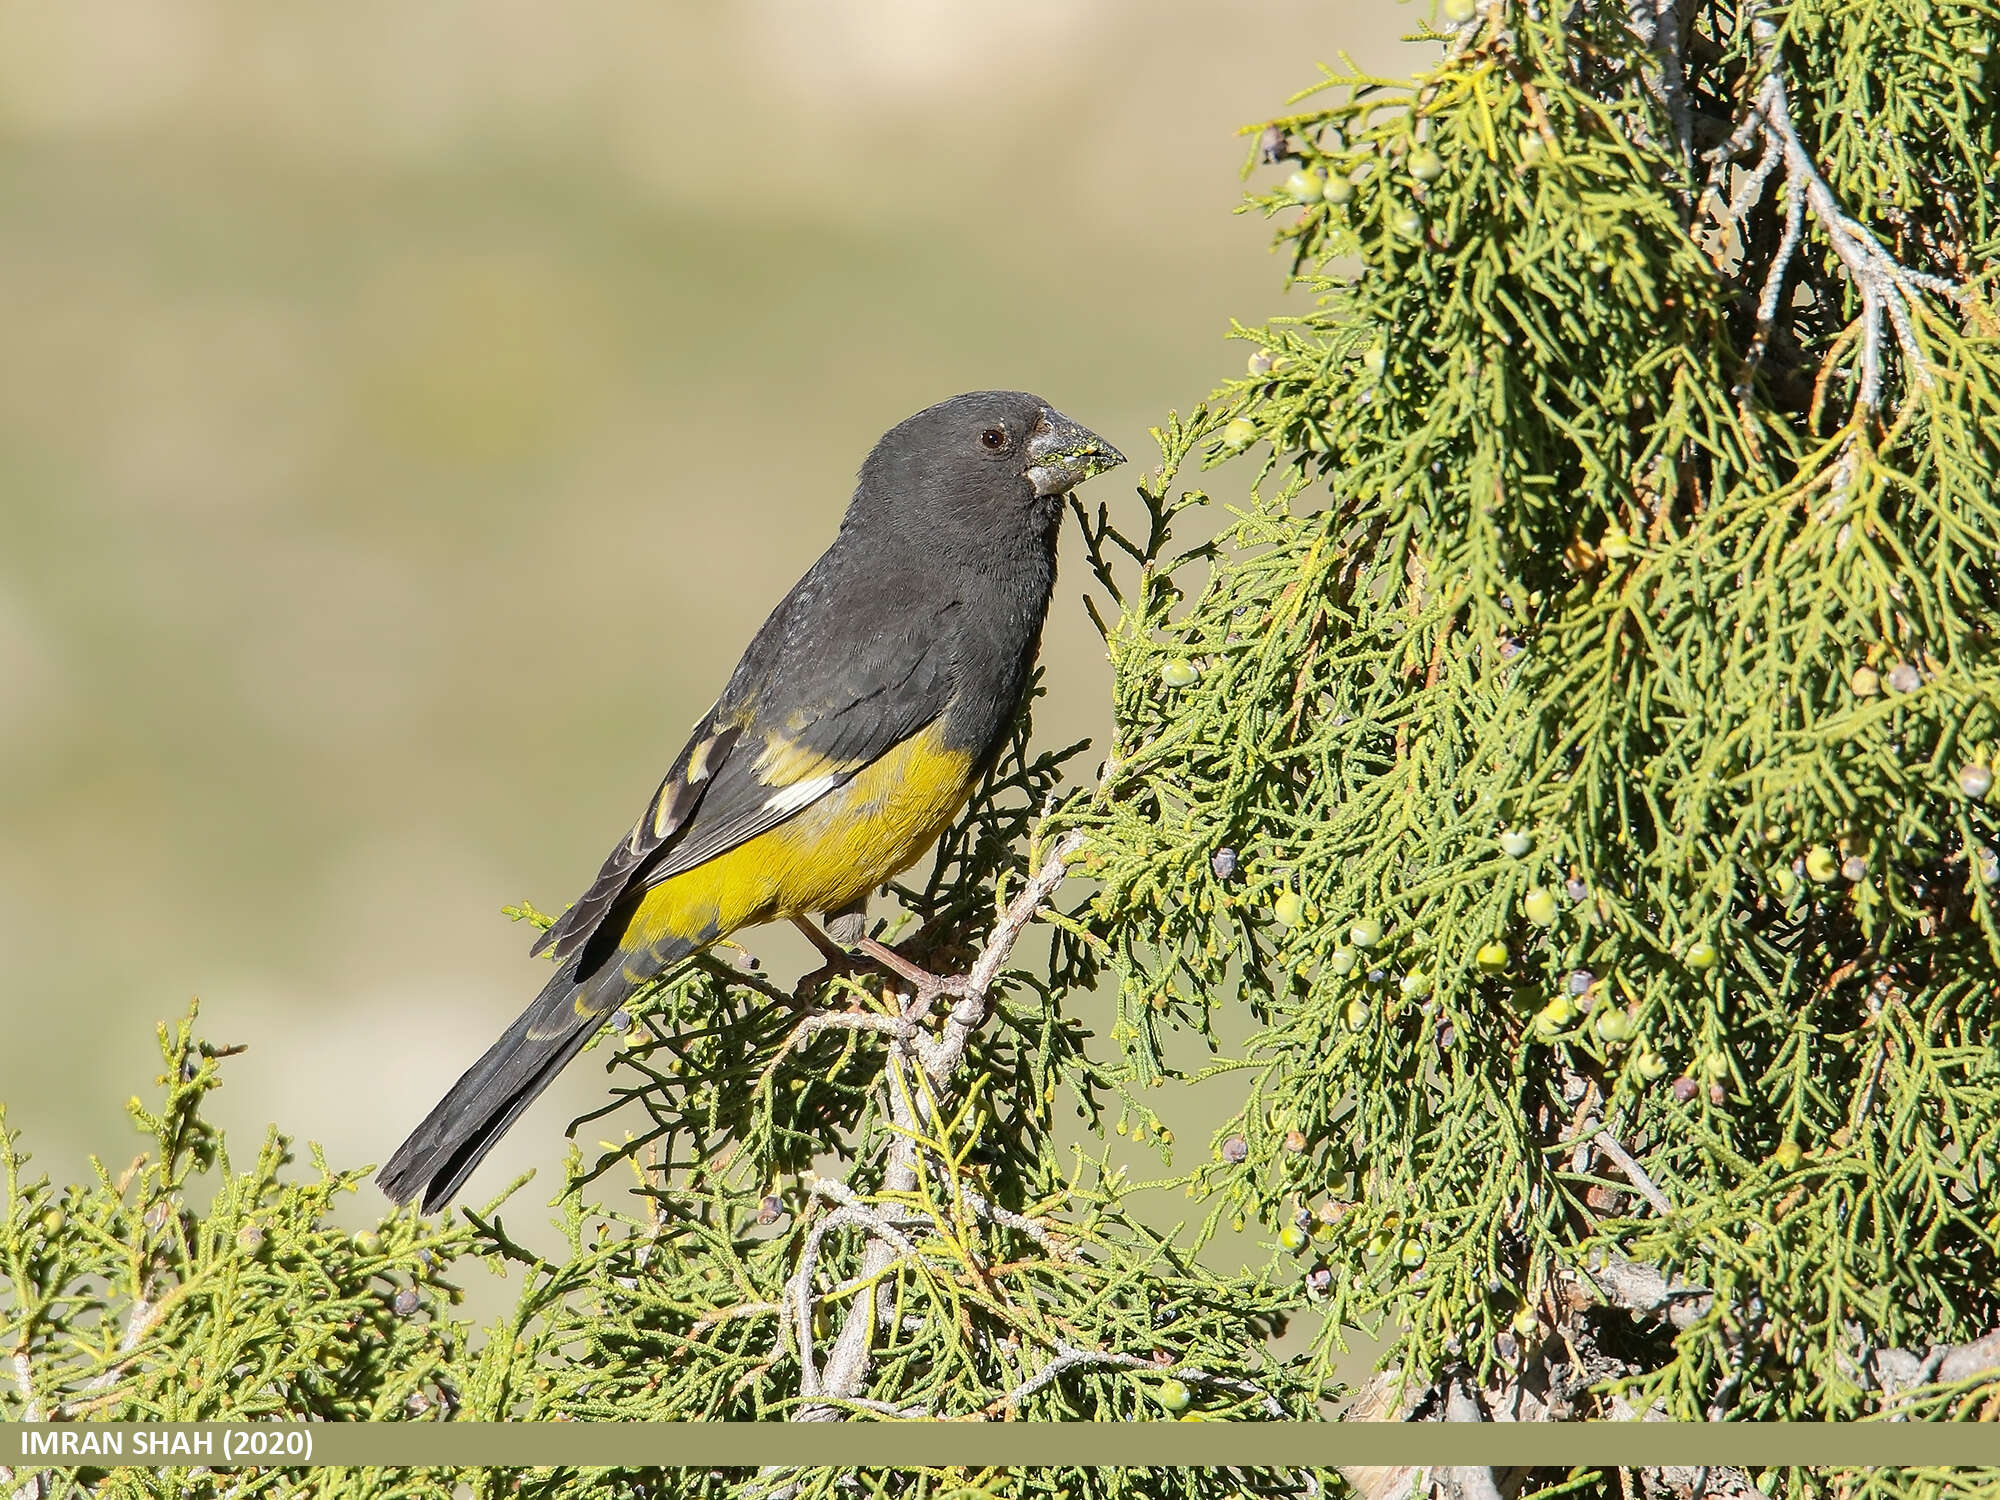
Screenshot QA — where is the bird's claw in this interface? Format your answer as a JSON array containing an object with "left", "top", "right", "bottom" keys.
[
  {"left": 787, "top": 917, "right": 964, "bottom": 1012},
  {"left": 791, "top": 952, "right": 866, "bottom": 1005},
  {"left": 855, "top": 937, "right": 968, "bottom": 1004}
]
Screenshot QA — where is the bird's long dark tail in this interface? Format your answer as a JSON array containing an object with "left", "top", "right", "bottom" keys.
[{"left": 377, "top": 959, "right": 626, "bottom": 1214}]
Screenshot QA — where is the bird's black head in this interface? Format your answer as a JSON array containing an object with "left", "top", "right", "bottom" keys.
[{"left": 848, "top": 391, "right": 1124, "bottom": 566}]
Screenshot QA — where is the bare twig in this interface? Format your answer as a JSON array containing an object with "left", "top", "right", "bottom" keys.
[
  {"left": 914, "top": 833, "right": 1088, "bottom": 1085},
  {"left": 10, "top": 1347, "right": 40, "bottom": 1425},
  {"left": 756, "top": 1009, "right": 913, "bottom": 1093},
  {"left": 1651, "top": 0, "right": 1693, "bottom": 177},
  {"left": 784, "top": 1199, "right": 920, "bottom": 1404},
  {"left": 1871, "top": 1328, "right": 2000, "bottom": 1399},
  {"left": 792, "top": 832, "right": 1088, "bottom": 1423},
  {"left": 1723, "top": 129, "right": 1784, "bottom": 225},
  {"left": 1579, "top": 1249, "right": 2000, "bottom": 1411},
  {"left": 992, "top": 1343, "right": 1155, "bottom": 1410},
  {"left": 1575, "top": 1255, "right": 1715, "bottom": 1331},
  {"left": 1593, "top": 1127, "right": 1675, "bottom": 1217},
  {"left": 800, "top": 1173, "right": 926, "bottom": 1246},
  {"left": 956, "top": 1185, "right": 1067, "bottom": 1257},
  {"left": 1715, "top": 47, "right": 1960, "bottom": 427},
  {"left": 1441, "top": 1370, "right": 1503, "bottom": 1500},
  {"left": 63, "top": 1287, "right": 178, "bottom": 1419}
]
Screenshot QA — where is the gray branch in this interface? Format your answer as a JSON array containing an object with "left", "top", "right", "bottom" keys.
[
  {"left": 792, "top": 832, "right": 1087, "bottom": 1422},
  {"left": 1440, "top": 1371, "right": 1503, "bottom": 1500},
  {"left": 1578, "top": 1253, "right": 2000, "bottom": 1410},
  {"left": 1708, "top": 26, "right": 1961, "bottom": 439},
  {"left": 1592, "top": 1127, "right": 1675, "bottom": 1218}
]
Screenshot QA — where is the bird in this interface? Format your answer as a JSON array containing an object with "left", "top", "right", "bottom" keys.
[{"left": 377, "top": 391, "right": 1124, "bottom": 1212}]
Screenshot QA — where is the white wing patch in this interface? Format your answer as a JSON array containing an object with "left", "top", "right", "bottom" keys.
[{"left": 763, "top": 773, "right": 843, "bottom": 816}]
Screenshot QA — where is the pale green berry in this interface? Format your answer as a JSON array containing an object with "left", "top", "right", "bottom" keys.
[
  {"left": 1345, "top": 999, "right": 1373, "bottom": 1031},
  {"left": 1408, "top": 147, "right": 1444, "bottom": 183},
  {"left": 1474, "top": 940, "right": 1509, "bottom": 973},
  {"left": 1362, "top": 343, "right": 1387, "bottom": 378},
  {"left": 1398, "top": 1238, "right": 1426, "bottom": 1269},
  {"left": 1156, "top": 1379, "right": 1193, "bottom": 1412},
  {"left": 1279, "top": 1224, "right": 1310, "bottom": 1254},
  {"left": 1593, "top": 1008, "right": 1635, "bottom": 1044},
  {"left": 1686, "top": 939, "right": 1718, "bottom": 970},
  {"left": 1851, "top": 666, "right": 1880, "bottom": 697},
  {"left": 1350, "top": 916, "right": 1384, "bottom": 948},
  {"left": 354, "top": 1230, "right": 382, "bottom": 1255},
  {"left": 1221, "top": 417, "right": 1258, "bottom": 450},
  {"left": 1443, "top": 0, "right": 1478, "bottom": 20},
  {"left": 1635, "top": 1050, "right": 1668, "bottom": 1081},
  {"left": 1328, "top": 945, "right": 1359, "bottom": 976},
  {"left": 1773, "top": 1141, "right": 1802, "bottom": 1171},
  {"left": 1286, "top": 169, "right": 1326, "bottom": 202},
  {"left": 1959, "top": 764, "right": 1993, "bottom": 800},
  {"left": 1522, "top": 887, "right": 1557, "bottom": 926},
  {"left": 1274, "top": 891, "right": 1304, "bottom": 927},
  {"left": 1805, "top": 845, "right": 1840, "bottom": 882},
  {"left": 1400, "top": 969, "right": 1432, "bottom": 999},
  {"left": 1161, "top": 659, "right": 1200, "bottom": 689},
  {"left": 1532, "top": 999, "right": 1571, "bottom": 1039},
  {"left": 1498, "top": 830, "right": 1533, "bottom": 858},
  {"left": 1520, "top": 132, "right": 1546, "bottom": 165},
  {"left": 1390, "top": 206, "right": 1424, "bottom": 238},
  {"left": 1323, "top": 174, "right": 1355, "bottom": 205}
]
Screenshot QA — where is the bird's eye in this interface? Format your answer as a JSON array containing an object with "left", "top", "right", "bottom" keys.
[{"left": 980, "top": 426, "right": 1007, "bottom": 450}]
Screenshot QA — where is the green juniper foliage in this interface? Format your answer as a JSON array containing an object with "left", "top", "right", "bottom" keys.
[
  {"left": 8, "top": 0, "right": 2000, "bottom": 1496},
  {"left": 1066, "top": 0, "right": 2000, "bottom": 1435}
]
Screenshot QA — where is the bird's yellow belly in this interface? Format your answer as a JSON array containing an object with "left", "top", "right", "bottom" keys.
[{"left": 623, "top": 722, "right": 975, "bottom": 951}]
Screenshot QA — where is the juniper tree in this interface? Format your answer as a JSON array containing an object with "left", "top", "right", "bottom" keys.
[
  {"left": 7, "top": 1, "right": 2000, "bottom": 1499},
  {"left": 1068, "top": 0, "right": 2000, "bottom": 1467}
]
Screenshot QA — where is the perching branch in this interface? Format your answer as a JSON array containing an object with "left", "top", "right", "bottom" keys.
[{"left": 792, "top": 831, "right": 1087, "bottom": 1422}]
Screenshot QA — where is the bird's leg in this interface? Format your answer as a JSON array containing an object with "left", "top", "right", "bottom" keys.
[
  {"left": 791, "top": 915, "right": 856, "bottom": 970},
  {"left": 790, "top": 914, "right": 871, "bottom": 1004},
  {"left": 853, "top": 936, "right": 968, "bottom": 1021},
  {"left": 790, "top": 912, "right": 965, "bottom": 1017}
]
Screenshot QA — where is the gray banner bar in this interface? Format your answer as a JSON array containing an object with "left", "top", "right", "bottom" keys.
[{"left": 7, "top": 1422, "right": 2000, "bottom": 1469}]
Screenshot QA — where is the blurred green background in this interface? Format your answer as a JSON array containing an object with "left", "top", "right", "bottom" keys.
[{"left": 0, "top": 1, "right": 1415, "bottom": 1216}]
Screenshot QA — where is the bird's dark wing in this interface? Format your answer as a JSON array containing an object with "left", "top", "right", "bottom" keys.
[
  {"left": 531, "top": 567, "right": 958, "bottom": 966},
  {"left": 528, "top": 701, "right": 741, "bottom": 963}
]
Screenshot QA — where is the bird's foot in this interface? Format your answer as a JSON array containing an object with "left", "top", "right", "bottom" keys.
[
  {"left": 788, "top": 917, "right": 965, "bottom": 1016},
  {"left": 789, "top": 917, "right": 871, "bottom": 1004},
  {"left": 853, "top": 937, "right": 969, "bottom": 1017},
  {"left": 791, "top": 958, "right": 864, "bottom": 1005}
]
